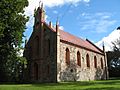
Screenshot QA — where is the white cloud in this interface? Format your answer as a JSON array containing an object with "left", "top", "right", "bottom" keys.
[
  {"left": 24, "top": 0, "right": 90, "bottom": 29},
  {"left": 53, "top": 10, "right": 58, "bottom": 14},
  {"left": 95, "top": 19, "right": 116, "bottom": 33},
  {"left": 25, "top": 0, "right": 90, "bottom": 15},
  {"left": 79, "top": 12, "right": 117, "bottom": 33},
  {"left": 83, "top": 0, "right": 90, "bottom": 3},
  {"left": 41, "top": 0, "right": 90, "bottom": 7},
  {"left": 96, "top": 29, "right": 120, "bottom": 51},
  {"left": 59, "top": 26, "right": 64, "bottom": 30},
  {"left": 26, "top": 15, "right": 34, "bottom": 29}
]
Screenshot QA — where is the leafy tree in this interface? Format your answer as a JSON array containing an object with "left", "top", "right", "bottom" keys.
[
  {"left": 0, "top": 0, "right": 29, "bottom": 82},
  {"left": 107, "top": 28, "right": 120, "bottom": 77}
]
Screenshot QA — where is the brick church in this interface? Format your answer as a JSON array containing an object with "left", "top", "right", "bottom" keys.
[{"left": 24, "top": 4, "right": 108, "bottom": 83}]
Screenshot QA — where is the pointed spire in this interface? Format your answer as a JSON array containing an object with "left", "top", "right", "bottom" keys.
[
  {"left": 39, "top": 1, "right": 44, "bottom": 11},
  {"left": 56, "top": 18, "right": 60, "bottom": 36},
  {"left": 56, "top": 17, "right": 59, "bottom": 26},
  {"left": 49, "top": 21, "right": 52, "bottom": 28},
  {"left": 38, "top": 2, "right": 45, "bottom": 22},
  {"left": 103, "top": 41, "right": 105, "bottom": 52},
  {"left": 39, "top": 0, "right": 41, "bottom": 7},
  {"left": 56, "top": 17, "right": 59, "bottom": 30},
  {"left": 41, "top": 3, "right": 43, "bottom": 10},
  {"left": 34, "top": 7, "right": 36, "bottom": 11},
  {"left": 34, "top": 7, "right": 37, "bottom": 17}
]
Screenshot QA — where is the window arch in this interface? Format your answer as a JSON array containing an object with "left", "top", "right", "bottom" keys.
[
  {"left": 101, "top": 58, "right": 103, "bottom": 69},
  {"left": 94, "top": 56, "right": 97, "bottom": 68},
  {"left": 86, "top": 54, "right": 90, "bottom": 67},
  {"left": 77, "top": 51, "right": 81, "bottom": 66},
  {"left": 65, "top": 48, "right": 70, "bottom": 65}
]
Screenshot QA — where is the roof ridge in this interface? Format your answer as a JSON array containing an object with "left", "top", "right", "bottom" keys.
[
  {"left": 59, "top": 29, "right": 85, "bottom": 41},
  {"left": 86, "top": 39, "right": 103, "bottom": 52},
  {"left": 43, "top": 21, "right": 103, "bottom": 54}
]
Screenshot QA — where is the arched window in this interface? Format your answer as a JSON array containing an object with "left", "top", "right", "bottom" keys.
[
  {"left": 47, "top": 64, "right": 50, "bottom": 75},
  {"left": 34, "top": 63, "right": 38, "bottom": 80},
  {"left": 77, "top": 51, "right": 81, "bottom": 66},
  {"left": 94, "top": 56, "right": 97, "bottom": 68},
  {"left": 45, "top": 39, "right": 50, "bottom": 56},
  {"left": 66, "top": 48, "right": 70, "bottom": 65},
  {"left": 48, "top": 39, "right": 50, "bottom": 55},
  {"left": 101, "top": 58, "right": 103, "bottom": 69},
  {"left": 35, "top": 36, "right": 39, "bottom": 56},
  {"left": 86, "top": 54, "right": 90, "bottom": 67}
]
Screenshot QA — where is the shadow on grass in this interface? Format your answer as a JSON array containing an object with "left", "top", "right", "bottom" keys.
[
  {"left": 85, "top": 87, "right": 120, "bottom": 90},
  {"left": 93, "top": 80, "right": 120, "bottom": 85},
  {"left": 0, "top": 79, "right": 120, "bottom": 90},
  {"left": 30, "top": 80, "right": 120, "bottom": 90}
]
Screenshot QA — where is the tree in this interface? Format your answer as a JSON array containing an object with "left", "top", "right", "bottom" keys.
[
  {"left": 0, "top": 0, "right": 29, "bottom": 82},
  {"left": 108, "top": 28, "right": 120, "bottom": 77}
]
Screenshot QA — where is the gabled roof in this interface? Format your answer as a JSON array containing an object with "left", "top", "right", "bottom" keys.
[
  {"left": 44, "top": 22, "right": 104, "bottom": 54},
  {"left": 60, "top": 30, "right": 103, "bottom": 54}
]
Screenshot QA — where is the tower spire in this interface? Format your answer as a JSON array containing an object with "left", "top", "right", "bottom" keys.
[
  {"left": 56, "top": 17, "right": 59, "bottom": 25},
  {"left": 56, "top": 17, "right": 60, "bottom": 35},
  {"left": 103, "top": 41, "right": 105, "bottom": 52},
  {"left": 39, "top": 2, "right": 45, "bottom": 22},
  {"left": 41, "top": 2, "right": 43, "bottom": 10},
  {"left": 39, "top": 1, "right": 41, "bottom": 7}
]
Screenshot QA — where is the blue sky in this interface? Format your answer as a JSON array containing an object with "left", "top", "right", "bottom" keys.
[{"left": 24, "top": 0, "right": 120, "bottom": 44}]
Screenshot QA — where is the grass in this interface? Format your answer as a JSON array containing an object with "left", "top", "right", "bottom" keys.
[{"left": 0, "top": 79, "right": 120, "bottom": 90}]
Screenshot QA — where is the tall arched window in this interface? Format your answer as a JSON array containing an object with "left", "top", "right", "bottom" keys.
[
  {"left": 77, "top": 51, "right": 81, "bottom": 66},
  {"left": 35, "top": 36, "right": 39, "bottom": 56},
  {"left": 101, "top": 58, "right": 103, "bottom": 69},
  {"left": 45, "top": 39, "right": 50, "bottom": 56},
  {"left": 94, "top": 56, "right": 97, "bottom": 68},
  {"left": 47, "top": 64, "right": 50, "bottom": 76},
  {"left": 66, "top": 48, "right": 70, "bottom": 65},
  {"left": 86, "top": 54, "right": 90, "bottom": 67},
  {"left": 48, "top": 39, "right": 50, "bottom": 55}
]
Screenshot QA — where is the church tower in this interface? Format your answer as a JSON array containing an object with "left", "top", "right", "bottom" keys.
[{"left": 34, "top": 3, "right": 45, "bottom": 30}]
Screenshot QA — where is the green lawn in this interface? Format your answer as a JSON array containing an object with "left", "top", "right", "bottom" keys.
[{"left": 0, "top": 80, "right": 120, "bottom": 90}]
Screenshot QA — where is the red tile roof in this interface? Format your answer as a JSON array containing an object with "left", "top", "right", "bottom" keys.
[
  {"left": 59, "top": 30, "right": 103, "bottom": 54},
  {"left": 44, "top": 22, "right": 103, "bottom": 54}
]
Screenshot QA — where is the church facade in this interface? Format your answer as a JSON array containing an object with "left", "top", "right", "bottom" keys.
[{"left": 24, "top": 4, "right": 108, "bottom": 83}]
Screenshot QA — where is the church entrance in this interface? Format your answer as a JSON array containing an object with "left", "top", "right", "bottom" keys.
[{"left": 34, "top": 63, "right": 38, "bottom": 80}]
